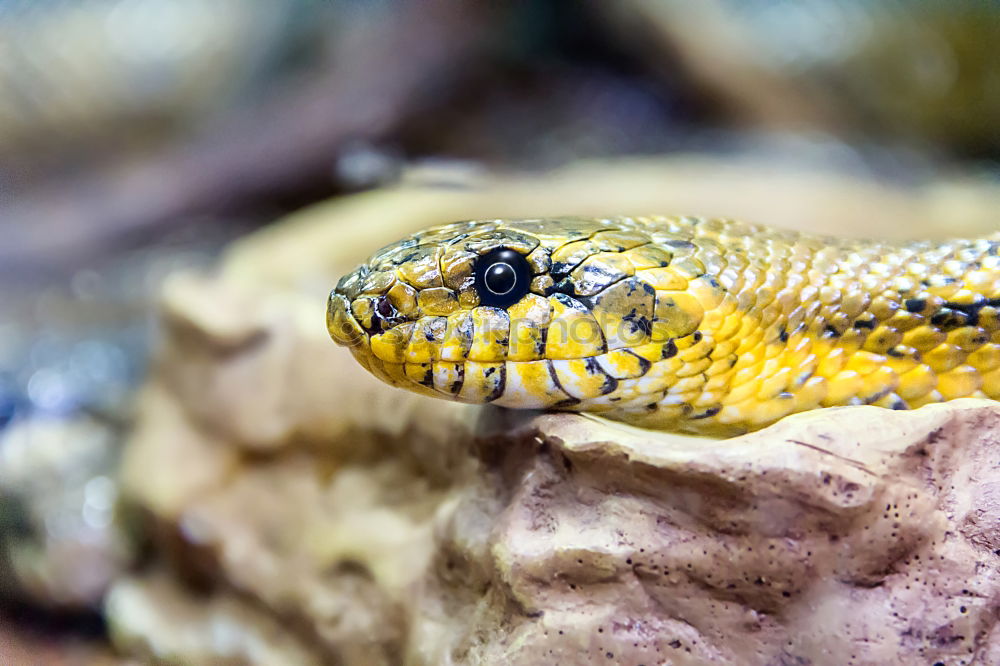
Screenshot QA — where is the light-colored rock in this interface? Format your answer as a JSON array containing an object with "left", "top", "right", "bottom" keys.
[
  {"left": 473, "top": 404, "right": 1000, "bottom": 664},
  {"left": 119, "top": 370, "right": 1000, "bottom": 665},
  {"left": 0, "top": 416, "right": 132, "bottom": 609},
  {"left": 114, "top": 160, "right": 1000, "bottom": 664},
  {"left": 106, "top": 573, "right": 323, "bottom": 666}
]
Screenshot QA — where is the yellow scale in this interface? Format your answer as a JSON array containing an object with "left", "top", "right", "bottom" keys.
[{"left": 328, "top": 216, "right": 1000, "bottom": 435}]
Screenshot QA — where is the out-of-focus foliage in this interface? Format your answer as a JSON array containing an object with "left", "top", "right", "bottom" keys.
[
  {"left": 0, "top": 1, "right": 304, "bottom": 159},
  {"left": 608, "top": 0, "right": 1000, "bottom": 153}
]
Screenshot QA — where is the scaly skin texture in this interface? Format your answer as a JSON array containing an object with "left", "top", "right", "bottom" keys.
[{"left": 328, "top": 216, "right": 1000, "bottom": 435}]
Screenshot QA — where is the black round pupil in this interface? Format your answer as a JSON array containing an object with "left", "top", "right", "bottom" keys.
[
  {"left": 474, "top": 247, "right": 530, "bottom": 308},
  {"left": 484, "top": 262, "right": 517, "bottom": 295}
]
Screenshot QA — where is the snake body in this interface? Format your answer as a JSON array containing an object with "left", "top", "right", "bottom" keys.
[{"left": 328, "top": 216, "right": 1000, "bottom": 435}]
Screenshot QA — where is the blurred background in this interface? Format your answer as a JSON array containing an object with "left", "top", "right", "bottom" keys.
[{"left": 2, "top": 0, "right": 1000, "bottom": 662}]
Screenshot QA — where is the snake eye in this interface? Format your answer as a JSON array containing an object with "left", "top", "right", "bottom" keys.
[{"left": 474, "top": 248, "right": 531, "bottom": 308}]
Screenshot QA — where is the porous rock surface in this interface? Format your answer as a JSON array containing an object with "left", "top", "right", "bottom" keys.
[{"left": 112, "top": 168, "right": 1000, "bottom": 665}]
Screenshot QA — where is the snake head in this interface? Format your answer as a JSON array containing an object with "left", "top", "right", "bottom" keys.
[
  {"left": 328, "top": 219, "right": 548, "bottom": 395},
  {"left": 328, "top": 216, "right": 704, "bottom": 415}
]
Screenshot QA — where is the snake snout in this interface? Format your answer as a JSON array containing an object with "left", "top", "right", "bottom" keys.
[{"left": 327, "top": 292, "right": 365, "bottom": 347}]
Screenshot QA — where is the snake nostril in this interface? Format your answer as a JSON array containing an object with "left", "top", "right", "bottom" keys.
[
  {"left": 376, "top": 296, "right": 395, "bottom": 319},
  {"left": 359, "top": 295, "right": 402, "bottom": 335}
]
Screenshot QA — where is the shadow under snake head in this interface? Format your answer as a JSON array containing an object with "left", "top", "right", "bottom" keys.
[{"left": 329, "top": 216, "right": 1000, "bottom": 435}]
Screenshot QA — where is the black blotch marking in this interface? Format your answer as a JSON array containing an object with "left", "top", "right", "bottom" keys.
[
  {"left": 853, "top": 318, "right": 876, "bottom": 330},
  {"left": 420, "top": 366, "right": 434, "bottom": 387},
  {"left": 861, "top": 385, "right": 895, "bottom": 405},
  {"left": 662, "top": 340, "right": 678, "bottom": 359},
  {"left": 485, "top": 364, "right": 506, "bottom": 402},
  {"left": 904, "top": 298, "right": 927, "bottom": 313},
  {"left": 622, "top": 309, "right": 653, "bottom": 337},
  {"left": 449, "top": 365, "right": 465, "bottom": 395},
  {"left": 886, "top": 347, "right": 906, "bottom": 358},
  {"left": 692, "top": 406, "right": 721, "bottom": 419},
  {"left": 698, "top": 274, "right": 722, "bottom": 289},
  {"left": 778, "top": 326, "right": 789, "bottom": 343},
  {"left": 584, "top": 358, "right": 619, "bottom": 395},
  {"left": 940, "top": 297, "right": 1000, "bottom": 329},
  {"left": 693, "top": 331, "right": 703, "bottom": 342},
  {"left": 553, "top": 397, "right": 583, "bottom": 408},
  {"left": 824, "top": 324, "right": 841, "bottom": 338},
  {"left": 930, "top": 307, "right": 970, "bottom": 329},
  {"left": 550, "top": 261, "right": 575, "bottom": 277}
]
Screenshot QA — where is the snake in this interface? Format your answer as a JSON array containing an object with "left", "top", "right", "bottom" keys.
[{"left": 327, "top": 216, "right": 1000, "bottom": 435}]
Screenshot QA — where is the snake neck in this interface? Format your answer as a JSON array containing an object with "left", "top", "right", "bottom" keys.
[{"left": 591, "top": 218, "right": 1000, "bottom": 433}]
